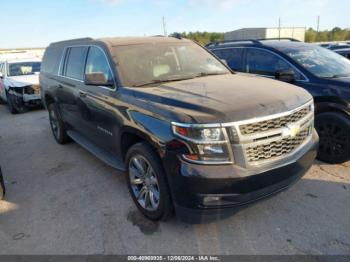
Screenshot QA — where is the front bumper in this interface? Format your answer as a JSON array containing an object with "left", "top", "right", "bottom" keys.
[
  {"left": 23, "top": 93, "right": 42, "bottom": 104},
  {"left": 164, "top": 130, "right": 319, "bottom": 223}
]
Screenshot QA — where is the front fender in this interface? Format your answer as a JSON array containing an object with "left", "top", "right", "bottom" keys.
[
  {"left": 122, "top": 111, "right": 174, "bottom": 155},
  {"left": 315, "top": 96, "right": 350, "bottom": 116}
]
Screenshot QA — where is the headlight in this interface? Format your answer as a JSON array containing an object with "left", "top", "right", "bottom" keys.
[{"left": 172, "top": 122, "right": 234, "bottom": 164}]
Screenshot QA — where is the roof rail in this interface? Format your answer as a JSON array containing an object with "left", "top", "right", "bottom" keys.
[
  {"left": 258, "top": 38, "right": 301, "bottom": 42},
  {"left": 51, "top": 37, "right": 94, "bottom": 46},
  {"left": 206, "top": 37, "right": 300, "bottom": 48},
  {"left": 205, "top": 39, "right": 262, "bottom": 48}
]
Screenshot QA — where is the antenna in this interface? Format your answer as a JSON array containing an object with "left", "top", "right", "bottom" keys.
[{"left": 162, "top": 16, "right": 167, "bottom": 37}]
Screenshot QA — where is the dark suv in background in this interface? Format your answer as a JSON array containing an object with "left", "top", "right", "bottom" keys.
[
  {"left": 335, "top": 48, "right": 350, "bottom": 60},
  {"left": 207, "top": 39, "right": 350, "bottom": 164},
  {"left": 40, "top": 37, "right": 318, "bottom": 223}
]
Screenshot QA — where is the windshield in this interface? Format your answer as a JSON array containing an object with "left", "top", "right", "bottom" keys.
[
  {"left": 278, "top": 45, "right": 350, "bottom": 78},
  {"left": 113, "top": 42, "right": 231, "bottom": 87},
  {"left": 8, "top": 62, "right": 41, "bottom": 77}
]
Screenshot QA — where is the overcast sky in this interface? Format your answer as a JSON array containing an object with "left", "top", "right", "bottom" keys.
[{"left": 1, "top": 0, "right": 349, "bottom": 48}]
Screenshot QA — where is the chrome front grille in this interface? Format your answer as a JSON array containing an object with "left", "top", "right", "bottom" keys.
[
  {"left": 245, "top": 128, "right": 311, "bottom": 162},
  {"left": 239, "top": 106, "right": 311, "bottom": 135},
  {"left": 225, "top": 100, "right": 314, "bottom": 168}
]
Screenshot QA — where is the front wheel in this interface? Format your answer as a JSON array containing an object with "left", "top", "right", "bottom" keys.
[
  {"left": 315, "top": 112, "right": 350, "bottom": 164},
  {"left": 5, "top": 90, "right": 28, "bottom": 114},
  {"left": 126, "top": 142, "right": 172, "bottom": 221}
]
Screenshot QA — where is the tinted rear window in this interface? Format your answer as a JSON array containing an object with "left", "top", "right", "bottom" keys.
[
  {"left": 41, "top": 46, "right": 63, "bottom": 74},
  {"left": 64, "top": 47, "right": 88, "bottom": 80}
]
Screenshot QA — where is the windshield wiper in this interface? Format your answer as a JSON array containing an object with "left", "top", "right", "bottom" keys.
[
  {"left": 133, "top": 72, "right": 229, "bottom": 87},
  {"left": 323, "top": 74, "right": 350, "bottom": 78},
  {"left": 133, "top": 75, "right": 198, "bottom": 87},
  {"left": 192, "top": 72, "right": 229, "bottom": 78}
]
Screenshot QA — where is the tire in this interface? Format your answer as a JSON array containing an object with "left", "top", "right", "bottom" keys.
[
  {"left": 5, "top": 90, "right": 28, "bottom": 114},
  {"left": 0, "top": 184, "right": 4, "bottom": 201},
  {"left": 0, "top": 167, "right": 5, "bottom": 200},
  {"left": 48, "top": 103, "right": 71, "bottom": 144},
  {"left": 5, "top": 90, "right": 18, "bottom": 114},
  {"left": 0, "top": 94, "right": 5, "bottom": 105},
  {"left": 315, "top": 112, "right": 350, "bottom": 164},
  {"left": 126, "top": 142, "right": 173, "bottom": 221}
]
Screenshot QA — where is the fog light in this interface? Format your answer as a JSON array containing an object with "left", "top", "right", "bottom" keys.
[
  {"left": 197, "top": 144, "right": 224, "bottom": 155},
  {"left": 203, "top": 196, "right": 222, "bottom": 205}
]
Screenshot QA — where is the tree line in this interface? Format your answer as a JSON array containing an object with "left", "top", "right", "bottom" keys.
[
  {"left": 170, "top": 27, "right": 350, "bottom": 45},
  {"left": 305, "top": 27, "right": 350, "bottom": 42}
]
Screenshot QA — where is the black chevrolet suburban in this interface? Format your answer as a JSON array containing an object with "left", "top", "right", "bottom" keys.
[
  {"left": 40, "top": 37, "right": 318, "bottom": 223},
  {"left": 207, "top": 39, "right": 350, "bottom": 164}
]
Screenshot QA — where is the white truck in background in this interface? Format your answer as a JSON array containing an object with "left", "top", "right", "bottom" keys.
[{"left": 0, "top": 58, "right": 42, "bottom": 114}]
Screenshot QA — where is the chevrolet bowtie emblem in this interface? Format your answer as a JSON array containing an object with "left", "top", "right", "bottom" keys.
[{"left": 287, "top": 124, "right": 301, "bottom": 138}]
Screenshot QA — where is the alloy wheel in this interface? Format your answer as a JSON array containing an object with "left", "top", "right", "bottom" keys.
[
  {"left": 49, "top": 107, "right": 59, "bottom": 139},
  {"left": 317, "top": 122, "right": 348, "bottom": 158},
  {"left": 128, "top": 155, "right": 160, "bottom": 211}
]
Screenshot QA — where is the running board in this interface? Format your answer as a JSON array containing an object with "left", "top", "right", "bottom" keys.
[{"left": 67, "top": 130, "right": 126, "bottom": 171}]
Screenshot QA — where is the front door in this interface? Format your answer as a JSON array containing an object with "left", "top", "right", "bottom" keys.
[
  {"left": 78, "top": 46, "right": 121, "bottom": 155},
  {"left": 244, "top": 48, "right": 305, "bottom": 81}
]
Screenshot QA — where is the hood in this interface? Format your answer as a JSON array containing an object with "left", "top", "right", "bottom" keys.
[
  {"left": 5, "top": 74, "right": 40, "bottom": 88},
  {"left": 126, "top": 74, "right": 313, "bottom": 123},
  {"left": 334, "top": 77, "right": 350, "bottom": 83}
]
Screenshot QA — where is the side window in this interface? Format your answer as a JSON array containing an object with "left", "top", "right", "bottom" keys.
[
  {"left": 64, "top": 47, "right": 88, "bottom": 80},
  {"left": 246, "top": 48, "right": 302, "bottom": 79},
  {"left": 85, "top": 46, "right": 114, "bottom": 86},
  {"left": 213, "top": 48, "right": 244, "bottom": 72}
]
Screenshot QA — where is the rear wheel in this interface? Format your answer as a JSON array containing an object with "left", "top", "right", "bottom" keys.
[
  {"left": 48, "top": 103, "right": 70, "bottom": 144},
  {"left": 315, "top": 112, "right": 350, "bottom": 164},
  {"left": 126, "top": 142, "right": 172, "bottom": 221}
]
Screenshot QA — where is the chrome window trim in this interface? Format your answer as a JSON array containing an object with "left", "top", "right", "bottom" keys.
[
  {"left": 57, "top": 44, "right": 117, "bottom": 91},
  {"left": 210, "top": 46, "right": 310, "bottom": 83}
]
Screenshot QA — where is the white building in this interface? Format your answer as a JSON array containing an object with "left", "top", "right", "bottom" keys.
[
  {"left": 0, "top": 48, "right": 45, "bottom": 61},
  {"left": 224, "top": 27, "right": 306, "bottom": 42}
]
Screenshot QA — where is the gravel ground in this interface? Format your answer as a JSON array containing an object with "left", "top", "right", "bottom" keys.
[{"left": 0, "top": 104, "right": 349, "bottom": 255}]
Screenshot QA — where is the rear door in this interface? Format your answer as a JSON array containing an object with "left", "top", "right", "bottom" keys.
[{"left": 57, "top": 46, "right": 88, "bottom": 132}]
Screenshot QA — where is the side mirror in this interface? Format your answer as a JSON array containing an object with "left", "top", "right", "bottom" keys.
[
  {"left": 0, "top": 72, "right": 3, "bottom": 79},
  {"left": 84, "top": 72, "right": 113, "bottom": 87},
  {"left": 275, "top": 69, "right": 295, "bottom": 83}
]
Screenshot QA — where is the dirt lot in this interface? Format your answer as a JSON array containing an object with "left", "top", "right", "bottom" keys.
[{"left": 0, "top": 104, "right": 349, "bottom": 255}]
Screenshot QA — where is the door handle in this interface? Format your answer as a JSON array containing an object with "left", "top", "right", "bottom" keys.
[
  {"left": 79, "top": 90, "right": 87, "bottom": 98},
  {"left": 58, "top": 84, "right": 63, "bottom": 89}
]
